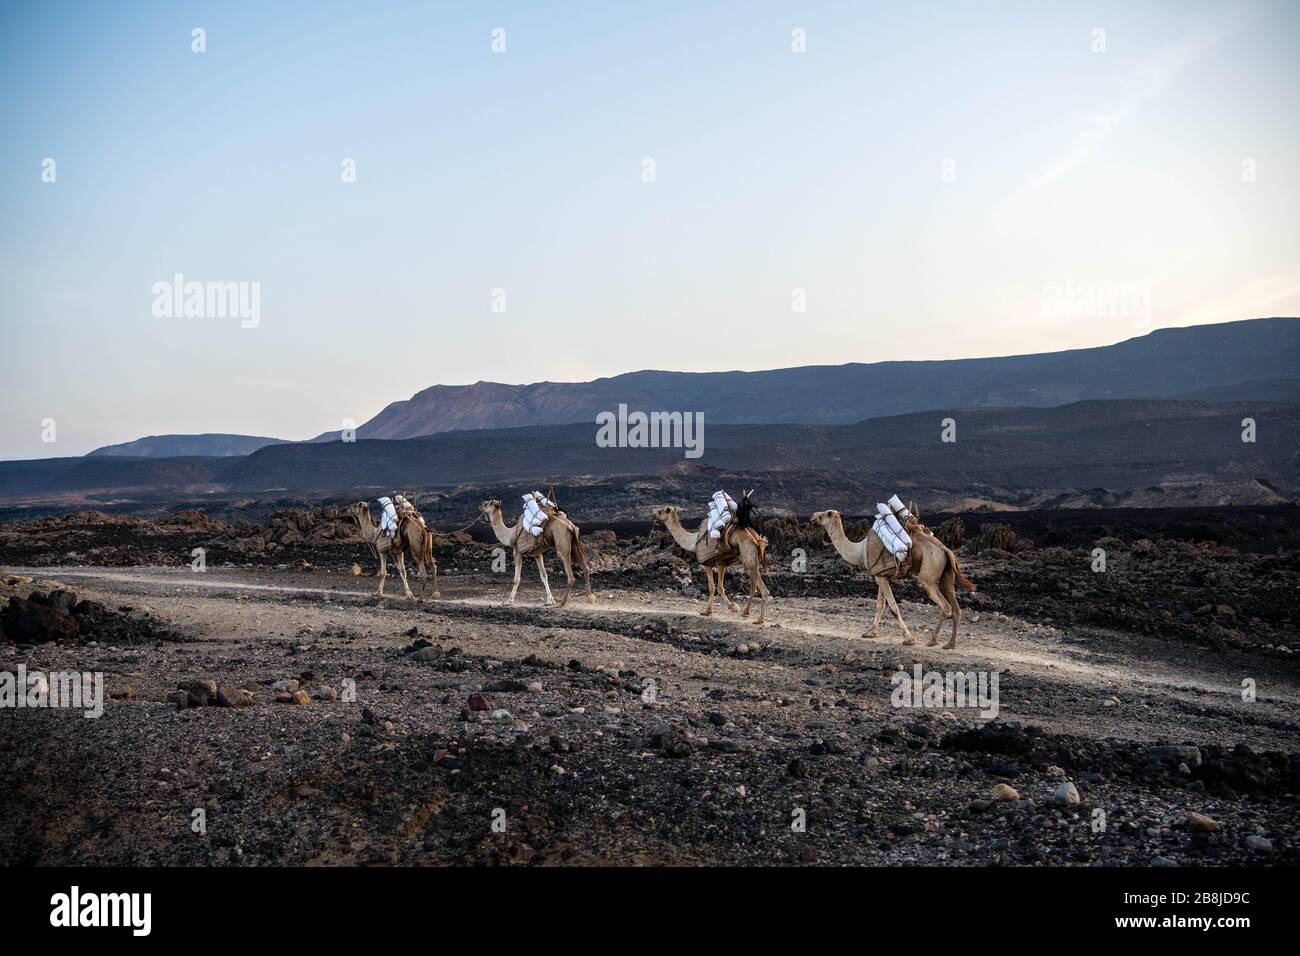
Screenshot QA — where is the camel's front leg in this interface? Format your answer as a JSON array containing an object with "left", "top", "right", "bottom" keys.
[
  {"left": 506, "top": 552, "right": 523, "bottom": 606},
  {"left": 700, "top": 564, "right": 716, "bottom": 615},
  {"left": 880, "top": 580, "right": 914, "bottom": 645},
  {"left": 536, "top": 554, "right": 556, "bottom": 606},
  {"left": 865, "top": 577, "right": 886, "bottom": 638},
  {"left": 376, "top": 550, "right": 388, "bottom": 597}
]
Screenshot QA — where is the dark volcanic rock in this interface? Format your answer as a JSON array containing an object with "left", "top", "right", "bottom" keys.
[{"left": 2, "top": 596, "right": 80, "bottom": 644}]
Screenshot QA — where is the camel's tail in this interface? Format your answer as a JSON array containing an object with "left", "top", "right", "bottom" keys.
[
  {"left": 570, "top": 523, "right": 589, "bottom": 568},
  {"left": 948, "top": 550, "right": 976, "bottom": 592}
]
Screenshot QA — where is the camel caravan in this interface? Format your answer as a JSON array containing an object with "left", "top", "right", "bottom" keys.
[{"left": 349, "top": 488, "right": 974, "bottom": 648}]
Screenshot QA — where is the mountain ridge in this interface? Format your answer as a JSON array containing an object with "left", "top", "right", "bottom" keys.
[{"left": 57, "top": 316, "right": 1300, "bottom": 459}]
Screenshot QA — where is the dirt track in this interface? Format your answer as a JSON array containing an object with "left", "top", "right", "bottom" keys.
[{"left": 1, "top": 563, "right": 1296, "bottom": 866}]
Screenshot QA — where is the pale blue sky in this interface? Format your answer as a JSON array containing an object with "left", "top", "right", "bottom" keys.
[{"left": 2, "top": 0, "right": 1297, "bottom": 458}]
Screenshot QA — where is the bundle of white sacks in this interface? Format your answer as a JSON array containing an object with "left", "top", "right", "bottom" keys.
[
  {"left": 378, "top": 496, "right": 399, "bottom": 538},
  {"left": 707, "top": 490, "right": 737, "bottom": 540},
  {"left": 521, "top": 492, "right": 553, "bottom": 537},
  {"left": 872, "top": 494, "right": 913, "bottom": 559}
]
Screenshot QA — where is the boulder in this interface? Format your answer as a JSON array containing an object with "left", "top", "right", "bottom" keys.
[
  {"left": 216, "top": 686, "right": 253, "bottom": 708},
  {"left": 47, "top": 589, "right": 79, "bottom": 611},
  {"left": 1147, "top": 745, "right": 1202, "bottom": 767},
  {"left": 2, "top": 597, "right": 81, "bottom": 643},
  {"left": 1053, "top": 781, "right": 1081, "bottom": 805}
]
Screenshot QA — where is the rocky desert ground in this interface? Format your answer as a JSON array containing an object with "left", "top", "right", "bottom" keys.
[{"left": 0, "top": 505, "right": 1297, "bottom": 866}]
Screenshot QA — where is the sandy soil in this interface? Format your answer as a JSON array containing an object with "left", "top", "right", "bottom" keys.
[{"left": 1, "top": 563, "right": 1296, "bottom": 866}]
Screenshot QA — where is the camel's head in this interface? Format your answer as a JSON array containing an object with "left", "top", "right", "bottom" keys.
[
  {"left": 649, "top": 505, "right": 678, "bottom": 524},
  {"left": 348, "top": 501, "right": 372, "bottom": 524},
  {"left": 901, "top": 501, "right": 923, "bottom": 532},
  {"left": 809, "top": 509, "right": 839, "bottom": 530},
  {"left": 479, "top": 499, "right": 501, "bottom": 519}
]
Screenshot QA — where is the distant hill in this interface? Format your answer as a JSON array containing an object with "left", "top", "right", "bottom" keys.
[
  {"left": 0, "top": 455, "right": 223, "bottom": 497},
  {"left": 1172, "top": 377, "right": 1300, "bottom": 404},
  {"left": 221, "top": 398, "right": 1300, "bottom": 508},
  {"left": 318, "top": 317, "right": 1300, "bottom": 440},
  {"left": 88, "top": 434, "right": 286, "bottom": 458}
]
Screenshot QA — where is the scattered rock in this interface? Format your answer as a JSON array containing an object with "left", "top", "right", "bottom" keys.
[
  {"left": 1147, "top": 745, "right": 1202, "bottom": 767},
  {"left": 216, "top": 686, "right": 253, "bottom": 708},
  {"left": 1053, "top": 781, "right": 1080, "bottom": 805},
  {"left": 990, "top": 783, "right": 1020, "bottom": 802}
]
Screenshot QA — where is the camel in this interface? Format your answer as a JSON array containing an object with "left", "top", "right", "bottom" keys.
[
  {"left": 810, "top": 503, "right": 974, "bottom": 649},
  {"left": 480, "top": 499, "right": 595, "bottom": 608},
  {"left": 348, "top": 502, "right": 440, "bottom": 601},
  {"left": 651, "top": 497, "right": 773, "bottom": 624}
]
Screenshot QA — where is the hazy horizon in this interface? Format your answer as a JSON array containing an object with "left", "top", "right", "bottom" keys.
[{"left": 3, "top": 0, "right": 1299, "bottom": 458}]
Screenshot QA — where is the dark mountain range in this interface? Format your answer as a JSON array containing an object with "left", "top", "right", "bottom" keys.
[
  {"left": 221, "top": 399, "right": 1299, "bottom": 507},
  {"left": 322, "top": 317, "right": 1300, "bottom": 440},
  {"left": 60, "top": 318, "right": 1300, "bottom": 456},
  {"left": 1, "top": 398, "right": 1294, "bottom": 515},
  {"left": 88, "top": 434, "right": 285, "bottom": 458}
]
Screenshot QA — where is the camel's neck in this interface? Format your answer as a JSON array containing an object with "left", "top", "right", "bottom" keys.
[
  {"left": 827, "top": 517, "right": 865, "bottom": 566},
  {"left": 662, "top": 513, "right": 698, "bottom": 552},
  {"left": 488, "top": 510, "right": 516, "bottom": 546},
  {"left": 353, "top": 514, "right": 377, "bottom": 541}
]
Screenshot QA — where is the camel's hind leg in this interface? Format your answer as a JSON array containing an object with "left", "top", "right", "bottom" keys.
[
  {"left": 556, "top": 549, "right": 576, "bottom": 608},
  {"left": 395, "top": 551, "right": 415, "bottom": 600},
  {"left": 940, "top": 569, "right": 961, "bottom": 650},
  {"left": 880, "top": 579, "right": 915, "bottom": 645},
  {"left": 535, "top": 554, "right": 556, "bottom": 606},
  {"left": 412, "top": 555, "right": 427, "bottom": 601},
  {"left": 744, "top": 562, "right": 771, "bottom": 624},
  {"left": 921, "top": 577, "right": 952, "bottom": 648},
  {"left": 579, "top": 547, "right": 595, "bottom": 604},
  {"left": 506, "top": 552, "right": 523, "bottom": 606},
  {"left": 865, "top": 577, "right": 887, "bottom": 638},
  {"left": 429, "top": 559, "right": 440, "bottom": 601},
  {"left": 717, "top": 563, "right": 740, "bottom": 613}
]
